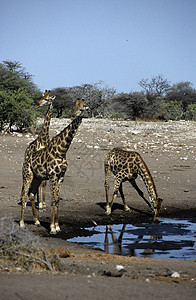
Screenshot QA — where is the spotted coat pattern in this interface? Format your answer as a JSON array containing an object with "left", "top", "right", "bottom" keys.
[
  {"left": 20, "top": 99, "right": 87, "bottom": 234},
  {"left": 23, "top": 90, "right": 55, "bottom": 209},
  {"left": 104, "top": 147, "right": 163, "bottom": 221}
]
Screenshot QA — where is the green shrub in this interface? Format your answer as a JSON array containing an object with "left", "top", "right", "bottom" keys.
[
  {"left": 185, "top": 104, "right": 196, "bottom": 120},
  {"left": 0, "top": 89, "right": 36, "bottom": 132},
  {"left": 159, "top": 100, "right": 183, "bottom": 121}
]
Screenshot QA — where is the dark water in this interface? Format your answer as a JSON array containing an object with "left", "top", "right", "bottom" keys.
[{"left": 67, "top": 218, "right": 196, "bottom": 260}]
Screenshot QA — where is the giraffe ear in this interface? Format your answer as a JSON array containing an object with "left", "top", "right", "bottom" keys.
[
  {"left": 71, "top": 98, "right": 81, "bottom": 120},
  {"left": 74, "top": 99, "right": 80, "bottom": 110},
  {"left": 79, "top": 99, "right": 84, "bottom": 109},
  {"left": 76, "top": 98, "right": 80, "bottom": 105}
]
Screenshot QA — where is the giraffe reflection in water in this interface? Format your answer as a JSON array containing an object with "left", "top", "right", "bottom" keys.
[{"left": 104, "top": 224, "right": 161, "bottom": 256}]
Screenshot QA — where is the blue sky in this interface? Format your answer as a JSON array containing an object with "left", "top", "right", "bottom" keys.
[{"left": 1, "top": 0, "right": 196, "bottom": 93}]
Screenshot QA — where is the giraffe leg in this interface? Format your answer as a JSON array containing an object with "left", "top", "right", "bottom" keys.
[
  {"left": 28, "top": 177, "right": 41, "bottom": 226},
  {"left": 49, "top": 178, "right": 62, "bottom": 234},
  {"left": 38, "top": 181, "right": 47, "bottom": 210},
  {"left": 42, "top": 180, "right": 47, "bottom": 209},
  {"left": 153, "top": 197, "right": 163, "bottom": 221},
  {"left": 104, "top": 161, "right": 111, "bottom": 215},
  {"left": 119, "top": 182, "right": 130, "bottom": 212},
  {"left": 20, "top": 166, "right": 33, "bottom": 228},
  {"left": 29, "top": 193, "right": 40, "bottom": 226},
  {"left": 106, "top": 176, "right": 122, "bottom": 215},
  {"left": 37, "top": 188, "right": 41, "bottom": 209},
  {"left": 53, "top": 178, "right": 64, "bottom": 233},
  {"left": 129, "top": 179, "right": 153, "bottom": 211}
]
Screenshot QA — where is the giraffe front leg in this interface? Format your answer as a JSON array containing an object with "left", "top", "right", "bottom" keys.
[
  {"left": 20, "top": 185, "right": 28, "bottom": 228},
  {"left": 119, "top": 182, "right": 130, "bottom": 212},
  {"left": 53, "top": 178, "right": 64, "bottom": 233},
  {"left": 105, "top": 182, "right": 111, "bottom": 215},
  {"left": 106, "top": 177, "right": 121, "bottom": 215},
  {"left": 104, "top": 162, "right": 111, "bottom": 215},
  {"left": 49, "top": 179, "right": 62, "bottom": 234},
  {"left": 153, "top": 197, "right": 163, "bottom": 222},
  {"left": 20, "top": 169, "right": 33, "bottom": 228}
]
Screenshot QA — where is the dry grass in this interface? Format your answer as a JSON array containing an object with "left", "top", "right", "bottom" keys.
[{"left": 0, "top": 216, "right": 71, "bottom": 273}]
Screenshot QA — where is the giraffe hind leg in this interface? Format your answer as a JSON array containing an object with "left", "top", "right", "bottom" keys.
[
  {"left": 38, "top": 180, "right": 47, "bottom": 210},
  {"left": 28, "top": 177, "right": 42, "bottom": 226}
]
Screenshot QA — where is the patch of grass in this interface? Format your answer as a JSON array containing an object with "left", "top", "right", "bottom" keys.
[{"left": 0, "top": 216, "right": 71, "bottom": 273}]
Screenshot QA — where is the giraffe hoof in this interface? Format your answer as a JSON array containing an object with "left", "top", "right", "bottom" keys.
[
  {"left": 55, "top": 225, "right": 61, "bottom": 232},
  {"left": 124, "top": 206, "right": 130, "bottom": 212},
  {"left": 50, "top": 229, "right": 57, "bottom": 235},
  {"left": 35, "top": 220, "right": 40, "bottom": 226},
  {"left": 20, "top": 221, "right": 25, "bottom": 228},
  {"left": 105, "top": 209, "right": 111, "bottom": 216},
  {"left": 38, "top": 203, "right": 43, "bottom": 210}
]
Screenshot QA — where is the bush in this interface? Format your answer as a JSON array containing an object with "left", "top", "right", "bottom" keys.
[
  {"left": 0, "top": 216, "right": 69, "bottom": 272},
  {"left": 185, "top": 104, "right": 196, "bottom": 120},
  {"left": 0, "top": 89, "right": 36, "bottom": 132},
  {"left": 159, "top": 100, "right": 183, "bottom": 121}
]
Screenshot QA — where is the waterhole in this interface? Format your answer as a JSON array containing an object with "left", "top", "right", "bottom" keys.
[{"left": 67, "top": 218, "right": 196, "bottom": 260}]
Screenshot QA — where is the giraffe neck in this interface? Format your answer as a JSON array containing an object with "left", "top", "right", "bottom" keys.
[
  {"left": 38, "top": 102, "right": 53, "bottom": 145},
  {"left": 50, "top": 115, "right": 83, "bottom": 155},
  {"left": 24, "top": 103, "right": 53, "bottom": 160},
  {"left": 138, "top": 155, "right": 158, "bottom": 201}
]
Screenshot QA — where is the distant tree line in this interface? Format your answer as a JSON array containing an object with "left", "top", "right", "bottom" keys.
[
  {"left": 109, "top": 75, "right": 196, "bottom": 121},
  {"left": 0, "top": 60, "right": 196, "bottom": 132}
]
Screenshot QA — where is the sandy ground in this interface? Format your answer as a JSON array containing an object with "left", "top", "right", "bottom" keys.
[{"left": 0, "top": 119, "right": 195, "bottom": 299}]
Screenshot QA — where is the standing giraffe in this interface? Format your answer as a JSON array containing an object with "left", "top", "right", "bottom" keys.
[
  {"left": 104, "top": 147, "right": 163, "bottom": 221},
  {"left": 26, "top": 95, "right": 82, "bottom": 209},
  {"left": 24, "top": 90, "right": 56, "bottom": 210},
  {"left": 20, "top": 99, "right": 88, "bottom": 234}
]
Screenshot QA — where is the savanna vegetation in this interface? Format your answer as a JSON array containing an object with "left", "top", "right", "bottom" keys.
[{"left": 0, "top": 60, "right": 196, "bottom": 132}]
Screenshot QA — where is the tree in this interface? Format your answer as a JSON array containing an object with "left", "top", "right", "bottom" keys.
[
  {"left": 159, "top": 100, "right": 183, "bottom": 121},
  {"left": 52, "top": 81, "right": 116, "bottom": 117},
  {"left": 0, "top": 89, "right": 36, "bottom": 132},
  {"left": 185, "top": 104, "right": 196, "bottom": 120},
  {"left": 165, "top": 82, "right": 196, "bottom": 112},
  {"left": 70, "top": 81, "right": 116, "bottom": 117},
  {"left": 51, "top": 87, "right": 74, "bottom": 117},
  {"left": 0, "top": 60, "right": 41, "bottom": 131},
  {"left": 108, "top": 92, "right": 148, "bottom": 119},
  {"left": 0, "top": 61, "right": 41, "bottom": 103},
  {"left": 139, "top": 74, "right": 171, "bottom": 101}
]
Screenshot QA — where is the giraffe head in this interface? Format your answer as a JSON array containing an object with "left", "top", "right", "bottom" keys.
[
  {"left": 35, "top": 90, "right": 56, "bottom": 108},
  {"left": 71, "top": 98, "right": 89, "bottom": 120},
  {"left": 153, "top": 197, "right": 163, "bottom": 222}
]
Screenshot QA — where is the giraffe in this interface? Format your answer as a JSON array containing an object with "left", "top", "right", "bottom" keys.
[
  {"left": 24, "top": 90, "right": 56, "bottom": 210},
  {"left": 104, "top": 147, "right": 163, "bottom": 221},
  {"left": 26, "top": 95, "right": 82, "bottom": 210},
  {"left": 20, "top": 99, "right": 88, "bottom": 234}
]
